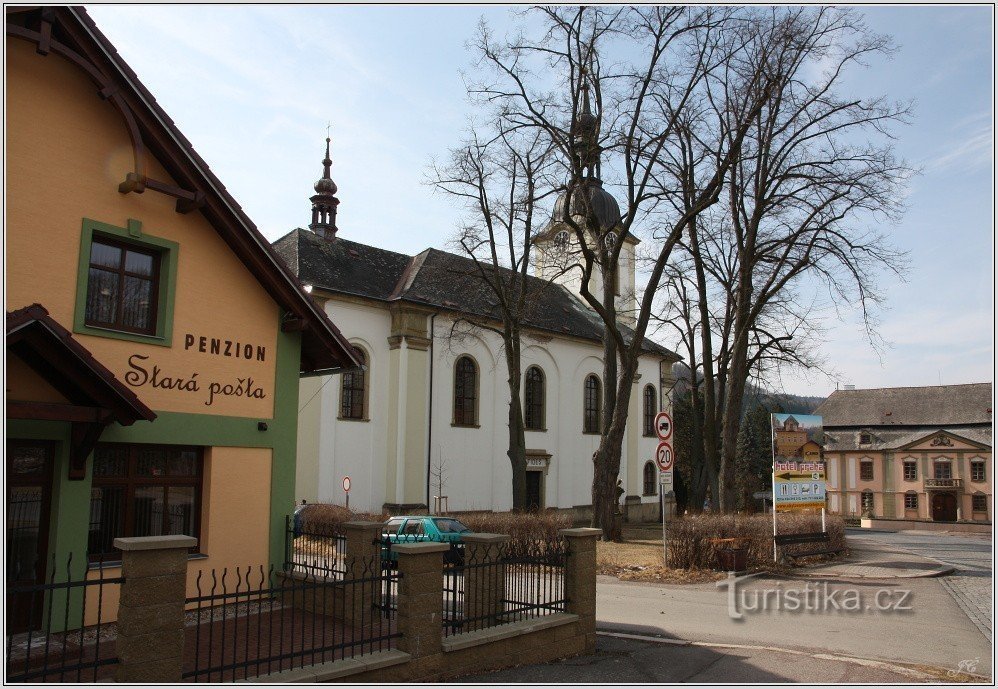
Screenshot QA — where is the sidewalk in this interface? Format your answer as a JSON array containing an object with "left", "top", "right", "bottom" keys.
[
  {"left": 452, "top": 632, "right": 982, "bottom": 684},
  {"left": 801, "top": 540, "right": 954, "bottom": 579}
]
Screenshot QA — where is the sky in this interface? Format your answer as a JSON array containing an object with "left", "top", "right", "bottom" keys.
[{"left": 85, "top": 5, "right": 994, "bottom": 397}]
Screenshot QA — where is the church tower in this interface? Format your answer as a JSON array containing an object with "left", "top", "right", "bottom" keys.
[
  {"left": 534, "top": 79, "right": 637, "bottom": 325},
  {"left": 309, "top": 137, "right": 339, "bottom": 240}
]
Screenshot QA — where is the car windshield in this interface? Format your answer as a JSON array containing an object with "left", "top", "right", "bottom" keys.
[{"left": 434, "top": 518, "right": 470, "bottom": 534}]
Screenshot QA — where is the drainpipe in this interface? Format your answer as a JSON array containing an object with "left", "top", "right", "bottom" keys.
[{"left": 425, "top": 312, "right": 438, "bottom": 511}]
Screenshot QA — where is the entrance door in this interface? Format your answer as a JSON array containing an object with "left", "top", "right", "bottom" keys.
[
  {"left": 931, "top": 492, "right": 957, "bottom": 522},
  {"left": 7, "top": 441, "right": 54, "bottom": 633},
  {"left": 525, "top": 471, "right": 543, "bottom": 511}
]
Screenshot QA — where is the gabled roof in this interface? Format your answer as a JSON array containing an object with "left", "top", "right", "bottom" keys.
[
  {"left": 6, "top": 7, "right": 361, "bottom": 375},
  {"left": 815, "top": 383, "right": 993, "bottom": 428},
  {"left": 822, "top": 426, "right": 992, "bottom": 453},
  {"left": 7, "top": 304, "right": 156, "bottom": 425},
  {"left": 272, "top": 228, "right": 678, "bottom": 359}
]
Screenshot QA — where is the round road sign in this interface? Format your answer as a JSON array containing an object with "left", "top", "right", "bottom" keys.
[
  {"left": 655, "top": 442, "right": 674, "bottom": 471},
  {"left": 342, "top": 476, "right": 351, "bottom": 493},
  {"left": 655, "top": 411, "right": 674, "bottom": 441}
]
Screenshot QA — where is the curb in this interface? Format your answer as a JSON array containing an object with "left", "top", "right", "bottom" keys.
[
  {"left": 594, "top": 628, "right": 972, "bottom": 682},
  {"left": 803, "top": 564, "right": 956, "bottom": 580}
]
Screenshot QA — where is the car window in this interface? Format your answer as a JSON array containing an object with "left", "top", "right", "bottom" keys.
[
  {"left": 434, "top": 519, "right": 470, "bottom": 534},
  {"left": 382, "top": 518, "right": 405, "bottom": 536},
  {"left": 402, "top": 519, "right": 424, "bottom": 535}
]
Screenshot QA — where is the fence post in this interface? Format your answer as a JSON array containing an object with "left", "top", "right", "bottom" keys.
[
  {"left": 560, "top": 527, "right": 600, "bottom": 654},
  {"left": 341, "top": 521, "right": 384, "bottom": 626},
  {"left": 113, "top": 535, "right": 195, "bottom": 683},
  {"left": 394, "top": 541, "right": 448, "bottom": 663},
  {"left": 462, "top": 533, "right": 509, "bottom": 632}
]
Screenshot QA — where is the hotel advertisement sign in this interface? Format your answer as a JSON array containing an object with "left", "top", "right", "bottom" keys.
[{"left": 771, "top": 413, "right": 826, "bottom": 513}]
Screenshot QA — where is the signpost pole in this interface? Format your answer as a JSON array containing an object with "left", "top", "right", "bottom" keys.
[
  {"left": 661, "top": 487, "right": 668, "bottom": 568},
  {"left": 772, "top": 467, "right": 778, "bottom": 562},
  {"left": 821, "top": 506, "right": 826, "bottom": 533}
]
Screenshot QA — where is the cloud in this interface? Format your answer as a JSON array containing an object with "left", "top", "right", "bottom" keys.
[{"left": 923, "top": 114, "right": 993, "bottom": 173}]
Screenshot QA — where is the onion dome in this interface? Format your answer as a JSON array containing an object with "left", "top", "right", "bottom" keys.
[
  {"left": 551, "top": 177, "right": 621, "bottom": 232},
  {"left": 309, "top": 136, "right": 340, "bottom": 239}
]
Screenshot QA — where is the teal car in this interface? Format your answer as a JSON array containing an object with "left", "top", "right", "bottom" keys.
[{"left": 381, "top": 516, "right": 471, "bottom": 566}]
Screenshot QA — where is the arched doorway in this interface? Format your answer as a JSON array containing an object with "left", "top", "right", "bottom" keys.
[{"left": 931, "top": 492, "right": 957, "bottom": 522}]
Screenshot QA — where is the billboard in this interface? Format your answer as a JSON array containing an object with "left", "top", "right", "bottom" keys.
[{"left": 771, "top": 413, "right": 826, "bottom": 512}]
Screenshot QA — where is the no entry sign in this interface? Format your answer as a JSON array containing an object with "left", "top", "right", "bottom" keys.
[
  {"left": 342, "top": 476, "right": 351, "bottom": 493},
  {"left": 655, "top": 441, "right": 674, "bottom": 471},
  {"left": 655, "top": 411, "right": 673, "bottom": 441}
]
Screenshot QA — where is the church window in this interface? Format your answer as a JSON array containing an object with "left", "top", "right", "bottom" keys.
[
  {"left": 524, "top": 366, "right": 545, "bottom": 431},
  {"left": 642, "top": 385, "right": 657, "bottom": 437},
  {"left": 340, "top": 349, "right": 367, "bottom": 420},
  {"left": 643, "top": 461, "right": 657, "bottom": 496},
  {"left": 583, "top": 374, "right": 602, "bottom": 434},
  {"left": 554, "top": 231, "right": 570, "bottom": 249},
  {"left": 453, "top": 356, "right": 478, "bottom": 427}
]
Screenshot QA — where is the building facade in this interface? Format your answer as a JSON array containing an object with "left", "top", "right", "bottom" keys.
[
  {"left": 274, "top": 136, "right": 681, "bottom": 520},
  {"left": 816, "top": 383, "right": 992, "bottom": 523},
  {"left": 5, "top": 6, "right": 359, "bottom": 626}
]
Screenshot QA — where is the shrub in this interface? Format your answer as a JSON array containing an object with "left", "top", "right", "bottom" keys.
[
  {"left": 295, "top": 503, "right": 388, "bottom": 535},
  {"left": 666, "top": 513, "right": 846, "bottom": 570},
  {"left": 457, "top": 510, "right": 573, "bottom": 552}
]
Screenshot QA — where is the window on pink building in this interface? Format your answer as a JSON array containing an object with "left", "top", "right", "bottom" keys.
[
  {"left": 934, "top": 461, "right": 952, "bottom": 480},
  {"left": 903, "top": 461, "right": 917, "bottom": 481},
  {"left": 904, "top": 493, "right": 918, "bottom": 510},
  {"left": 972, "top": 494, "right": 988, "bottom": 512},
  {"left": 971, "top": 461, "right": 986, "bottom": 482},
  {"left": 860, "top": 461, "right": 873, "bottom": 481}
]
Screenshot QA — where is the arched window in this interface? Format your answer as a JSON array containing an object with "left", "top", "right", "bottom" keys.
[
  {"left": 643, "top": 385, "right": 657, "bottom": 437},
  {"left": 453, "top": 356, "right": 478, "bottom": 426},
  {"left": 583, "top": 374, "right": 602, "bottom": 434},
  {"left": 340, "top": 349, "right": 367, "bottom": 420},
  {"left": 643, "top": 461, "right": 657, "bottom": 496},
  {"left": 524, "top": 366, "right": 545, "bottom": 431}
]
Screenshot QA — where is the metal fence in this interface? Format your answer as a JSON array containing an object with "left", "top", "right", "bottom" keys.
[
  {"left": 5, "top": 554, "right": 122, "bottom": 683},
  {"left": 183, "top": 556, "right": 400, "bottom": 682},
  {"left": 285, "top": 516, "right": 347, "bottom": 579},
  {"left": 442, "top": 537, "right": 567, "bottom": 637}
]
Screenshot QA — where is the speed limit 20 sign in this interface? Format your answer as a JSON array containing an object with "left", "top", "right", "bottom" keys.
[{"left": 655, "top": 441, "right": 674, "bottom": 472}]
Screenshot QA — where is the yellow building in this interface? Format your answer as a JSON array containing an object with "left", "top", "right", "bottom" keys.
[{"left": 5, "top": 6, "right": 360, "bottom": 627}]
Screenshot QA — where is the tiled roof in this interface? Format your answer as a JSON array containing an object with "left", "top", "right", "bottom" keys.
[
  {"left": 822, "top": 426, "right": 992, "bottom": 452},
  {"left": 815, "top": 383, "right": 993, "bottom": 428},
  {"left": 272, "top": 229, "right": 677, "bottom": 359}
]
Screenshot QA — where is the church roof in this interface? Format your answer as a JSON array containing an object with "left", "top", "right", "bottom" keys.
[
  {"left": 815, "top": 383, "right": 993, "bottom": 428},
  {"left": 272, "top": 228, "right": 677, "bottom": 359}
]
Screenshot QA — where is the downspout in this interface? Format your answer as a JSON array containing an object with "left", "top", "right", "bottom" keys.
[{"left": 425, "top": 312, "right": 438, "bottom": 510}]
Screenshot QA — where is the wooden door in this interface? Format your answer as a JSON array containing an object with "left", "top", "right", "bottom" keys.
[
  {"left": 6, "top": 441, "right": 54, "bottom": 633},
  {"left": 525, "top": 472, "right": 543, "bottom": 511},
  {"left": 931, "top": 492, "right": 957, "bottom": 522}
]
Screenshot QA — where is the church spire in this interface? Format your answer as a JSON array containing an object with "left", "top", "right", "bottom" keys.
[
  {"left": 309, "top": 135, "right": 340, "bottom": 240},
  {"left": 573, "top": 71, "right": 601, "bottom": 179}
]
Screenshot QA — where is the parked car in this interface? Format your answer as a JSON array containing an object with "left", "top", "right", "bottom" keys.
[{"left": 381, "top": 516, "right": 471, "bottom": 566}]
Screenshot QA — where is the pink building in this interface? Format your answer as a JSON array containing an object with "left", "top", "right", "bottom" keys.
[{"left": 816, "top": 383, "right": 992, "bottom": 524}]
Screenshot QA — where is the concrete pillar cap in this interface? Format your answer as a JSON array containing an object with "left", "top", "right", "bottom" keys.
[
  {"left": 114, "top": 535, "right": 197, "bottom": 551},
  {"left": 559, "top": 527, "right": 602, "bottom": 538},
  {"left": 392, "top": 541, "right": 451, "bottom": 555}
]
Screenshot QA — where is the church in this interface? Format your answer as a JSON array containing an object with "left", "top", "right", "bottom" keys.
[{"left": 273, "top": 134, "right": 680, "bottom": 521}]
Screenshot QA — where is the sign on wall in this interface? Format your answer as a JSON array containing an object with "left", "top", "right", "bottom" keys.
[{"left": 771, "top": 413, "right": 826, "bottom": 512}]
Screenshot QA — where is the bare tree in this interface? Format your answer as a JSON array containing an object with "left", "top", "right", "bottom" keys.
[
  {"left": 465, "top": 6, "right": 780, "bottom": 537},
  {"left": 428, "top": 126, "right": 559, "bottom": 510},
  {"left": 661, "top": 7, "right": 911, "bottom": 511}
]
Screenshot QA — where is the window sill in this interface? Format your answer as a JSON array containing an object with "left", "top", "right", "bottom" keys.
[
  {"left": 451, "top": 423, "right": 481, "bottom": 429},
  {"left": 582, "top": 431, "right": 602, "bottom": 436},
  {"left": 75, "top": 322, "right": 170, "bottom": 348},
  {"left": 337, "top": 416, "right": 370, "bottom": 422},
  {"left": 88, "top": 551, "right": 207, "bottom": 570},
  {"left": 525, "top": 428, "right": 547, "bottom": 433}
]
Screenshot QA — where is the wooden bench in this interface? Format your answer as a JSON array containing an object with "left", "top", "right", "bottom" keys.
[{"left": 774, "top": 531, "right": 843, "bottom": 561}]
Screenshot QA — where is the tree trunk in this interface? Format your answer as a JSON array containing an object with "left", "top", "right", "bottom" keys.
[
  {"left": 503, "top": 330, "right": 528, "bottom": 510},
  {"left": 591, "top": 355, "right": 638, "bottom": 540}
]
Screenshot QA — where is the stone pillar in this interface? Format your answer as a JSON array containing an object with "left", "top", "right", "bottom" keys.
[
  {"left": 394, "top": 541, "right": 448, "bottom": 661},
  {"left": 114, "top": 535, "right": 196, "bottom": 683},
  {"left": 342, "top": 521, "right": 384, "bottom": 627},
  {"left": 560, "top": 527, "right": 600, "bottom": 654},
  {"left": 462, "top": 533, "right": 509, "bottom": 632}
]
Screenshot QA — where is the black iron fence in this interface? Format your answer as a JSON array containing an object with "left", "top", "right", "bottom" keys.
[
  {"left": 183, "top": 556, "right": 399, "bottom": 682},
  {"left": 5, "top": 554, "right": 122, "bottom": 683},
  {"left": 285, "top": 516, "right": 347, "bottom": 579},
  {"left": 442, "top": 537, "right": 567, "bottom": 637}
]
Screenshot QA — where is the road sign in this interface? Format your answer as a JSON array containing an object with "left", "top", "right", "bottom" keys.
[
  {"left": 655, "top": 411, "right": 673, "bottom": 441},
  {"left": 659, "top": 471, "right": 673, "bottom": 486},
  {"left": 655, "top": 441, "right": 674, "bottom": 471},
  {"left": 342, "top": 476, "right": 351, "bottom": 493}
]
